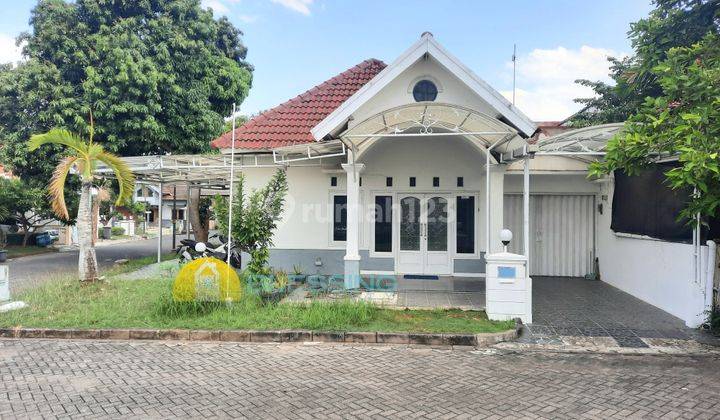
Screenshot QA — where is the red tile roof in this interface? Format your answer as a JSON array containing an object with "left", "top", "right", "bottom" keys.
[{"left": 211, "top": 59, "right": 387, "bottom": 150}]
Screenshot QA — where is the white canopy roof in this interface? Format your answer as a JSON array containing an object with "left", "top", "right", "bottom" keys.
[
  {"left": 538, "top": 123, "right": 624, "bottom": 154},
  {"left": 95, "top": 153, "right": 281, "bottom": 187},
  {"left": 340, "top": 103, "right": 525, "bottom": 161}
]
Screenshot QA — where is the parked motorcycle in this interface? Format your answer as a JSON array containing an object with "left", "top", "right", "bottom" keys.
[{"left": 175, "top": 234, "right": 242, "bottom": 268}]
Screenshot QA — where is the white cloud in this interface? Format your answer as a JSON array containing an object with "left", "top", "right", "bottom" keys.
[
  {"left": 202, "top": 0, "right": 230, "bottom": 14},
  {"left": 271, "top": 0, "right": 313, "bottom": 15},
  {"left": 201, "top": 0, "right": 258, "bottom": 22},
  {"left": 501, "top": 45, "right": 625, "bottom": 121},
  {"left": 0, "top": 33, "right": 24, "bottom": 65},
  {"left": 238, "top": 14, "right": 259, "bottom": 23}
]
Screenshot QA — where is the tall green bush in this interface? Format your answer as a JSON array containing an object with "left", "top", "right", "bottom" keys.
[{"left": 214, "top": 169, "right": 288, "bottom": 274}]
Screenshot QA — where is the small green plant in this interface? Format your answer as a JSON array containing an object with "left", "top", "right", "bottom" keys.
[
  {"left": 110, "top": 226, "right": 125, "bottom": 236},
  {"left": 292, "top": 264, "right": 303, "bottom": 276},
  {"left": 0, "top": 229, "right": 7, "bottom": 250},
  {"left": 274, "top": 270, "right": 289, "bottom": 290}
]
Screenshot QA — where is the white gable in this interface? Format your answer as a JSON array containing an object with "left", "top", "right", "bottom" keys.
[{"left": 311, "top": 33, "right": 536, "bottom": 140}]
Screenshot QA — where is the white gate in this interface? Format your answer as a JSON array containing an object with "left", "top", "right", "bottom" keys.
[{"left": 504, "top": 194, "right": 595, "bottom": 277}]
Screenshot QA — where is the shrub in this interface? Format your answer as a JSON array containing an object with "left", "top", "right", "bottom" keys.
[{"left": 111, "top": 226, "right": 125, "bottom": 236}]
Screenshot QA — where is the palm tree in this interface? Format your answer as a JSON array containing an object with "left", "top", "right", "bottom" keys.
[{"left": 28, "top": 123, "right": 134, "bottom": 282}]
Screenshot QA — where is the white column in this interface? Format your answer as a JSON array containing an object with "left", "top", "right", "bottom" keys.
[
  {"left": 185, "top": 183, "right": 191, "bottom": 239},
  {"left": 523, "top": 157, "right": 530, "bottom": 266},
  {"left": 341, "top": 157, "right": 365, "bottom": 289},
  {"left": 157, "top": 181, "right": 163, "bottom": 263},
  {"left": 487, "top": 165, "right": 506, "bottom": 253}
]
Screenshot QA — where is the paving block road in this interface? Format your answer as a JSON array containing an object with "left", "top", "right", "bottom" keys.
[{"left": 1, "top": 339, "right": 719, "bottom": 419}]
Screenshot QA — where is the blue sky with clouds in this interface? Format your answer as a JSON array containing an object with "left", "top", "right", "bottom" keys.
[{"left": 0, "top": 0, "right": 653, "bottom": 121}]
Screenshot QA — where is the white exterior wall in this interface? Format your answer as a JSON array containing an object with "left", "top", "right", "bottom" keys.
[
  {"left": 596, "top": 179, "right": 708, "bottom": 327},
  {"left": 238, "top": 164, "right": 339, "bottom": 250}
]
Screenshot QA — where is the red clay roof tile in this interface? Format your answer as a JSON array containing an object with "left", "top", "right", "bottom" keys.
[{"left": 211, "top": 59, "right": 387, "bottom": 150}]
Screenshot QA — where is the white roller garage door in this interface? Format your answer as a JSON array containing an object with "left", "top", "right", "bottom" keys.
[{"left": 504, "top": 194, "right": 595, "bottom": 277}]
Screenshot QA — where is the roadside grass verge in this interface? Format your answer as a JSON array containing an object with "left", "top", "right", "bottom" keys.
[
  {"left": 6, "top": 246, "right": 56, "bottom": 259},
  {"left": 102, "top": 253, "right": 176, "bottom": 278},
  {"left": 1, "top": 276, "right": 513, "bottom": 334}
]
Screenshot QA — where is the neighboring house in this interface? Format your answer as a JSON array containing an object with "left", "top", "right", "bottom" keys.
[
  {"left": 133, "top": 184, "right": 188, "bottom": 228},
  {"left": 201, "top": 32, "right": 711, "bottom": 327}
]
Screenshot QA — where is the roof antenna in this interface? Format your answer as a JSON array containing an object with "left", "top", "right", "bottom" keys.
[{"left": 512, "top": 44, "right": 517, "bottom": 106}]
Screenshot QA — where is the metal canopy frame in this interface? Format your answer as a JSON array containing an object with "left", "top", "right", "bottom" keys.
[
  {"left": 339, "top": 103, "right": 521, "bottom": 162},
  {"left": 332, "top": 102, "right": 530, "bottom": 259},
  {"left": 95, "top": 153, "right": 282, "bottom": 188},
  {"left": 537, "top": 123, "right": 624, "bottom": 156},
  {"left": 272, "top": 140, "right": 346, "bottom": 164}
]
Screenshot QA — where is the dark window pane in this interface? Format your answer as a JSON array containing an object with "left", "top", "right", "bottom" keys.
[
  {"left": 330, "top": 176, "right": 337, "bottom": 187},
  {"left": 457, "top": 177, "right": 464, "bottom": 187},
  {"left": 456, "top": 196, "right": 475, "bottom": 253},
  {"left": 333, "top": 195, "right": 347, "bottom": 241},
  {"left": 433, "top": 177, "right": 440, "bottom": 187},
  {"left": 374, "top": 196, "right": 392, "bottom": 252},
  {"left": 412, "top": 80, "right": 438, "bottom": 102},
  {"left": 386, "top": 177, "right": 392, "bottom": 187},
  {"left": 409, "top": 177, "right": 416, "bottom": 187}
]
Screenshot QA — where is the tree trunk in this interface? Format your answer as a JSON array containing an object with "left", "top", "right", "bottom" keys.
[
  {"left": 77, "top": 182, "right": 99, "bottom": 282},
  {"left": 21, "top": 225, "right": 31, "bottom": 247},
  {"left": 91, "top": 193, "right": 99, "bottom": 245},
  {"left": 188, "top": 187, "right": 208, "bottom": 242}
]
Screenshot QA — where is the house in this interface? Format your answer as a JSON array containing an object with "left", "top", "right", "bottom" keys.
[
  {"left": 207, "top": 32, "right": 714, "bottom": 327},
  {"left": 211, "top": 33, "right": 597, "bottom": 279},
  {"left": 132, "top": 184, "right": 188, "bottom": 228}
]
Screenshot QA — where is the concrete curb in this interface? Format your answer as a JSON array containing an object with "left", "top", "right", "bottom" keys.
[{"left": 0, "top": 320, "right": 520, "bottom": 347}]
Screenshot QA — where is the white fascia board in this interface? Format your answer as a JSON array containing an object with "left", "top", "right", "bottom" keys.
[
  {"left": 311, "top": 34, "right": 537, "bottom": 140},
  {"left": 311, "top": 36, "right": 431, "bottom": 141},
  {"left": 424, "top": 39, "right": 536, "bottom": 137}
]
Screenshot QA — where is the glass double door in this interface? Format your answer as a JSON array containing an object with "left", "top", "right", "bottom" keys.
[{"left": 396, "top": 194, "right": 451, "bottom": 275}]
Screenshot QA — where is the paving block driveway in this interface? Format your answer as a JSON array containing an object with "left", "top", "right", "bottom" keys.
[
  {"left": 1, "top": 339, "right": 720, "bottom": 419},
  {"left": 523, "top": 277, "right": 707, "bottom": 348}
]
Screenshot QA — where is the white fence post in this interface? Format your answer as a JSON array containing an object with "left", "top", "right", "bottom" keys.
[{"left": 0, "top": 265, "right": 9, "bottom": 302}]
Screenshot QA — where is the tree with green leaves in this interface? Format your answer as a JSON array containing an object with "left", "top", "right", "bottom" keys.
[
  {"left": 0, "top": 178, "right": 57, "bottom": 246},
  {"left": 571, "top": 0, "right": 719, "bottom": 126},
  {"left": 0, "top": 0, "right": 252, "bottom": 226},
  {"left": 214, "top": 169, "right": 288, "bottom": 274},
  {"left": 28, "top": 123, "right": 135, "bottom": 282},
  {"left": 590, "top": 33, "right": 720, "bottom": 225}
]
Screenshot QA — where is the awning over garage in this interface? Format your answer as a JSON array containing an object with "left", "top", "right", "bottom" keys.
[{"left": 538, "top": 123, "right": 624, "bottom": 155}]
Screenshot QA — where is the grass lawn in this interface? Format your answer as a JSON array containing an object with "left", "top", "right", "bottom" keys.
[
  {"left": 110, "top": 234, "right": 132, "bottom": 240},
  {"left": 1, "top": 276, "right": 513, "bottom": 334},
  {"left": 5, "top": 245, "right": 56, "bottom": 259}
]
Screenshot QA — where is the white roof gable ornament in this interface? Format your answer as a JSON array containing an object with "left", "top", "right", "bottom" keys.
[{"left": 311, "top": 32, "right": 537, "bottom": 141}]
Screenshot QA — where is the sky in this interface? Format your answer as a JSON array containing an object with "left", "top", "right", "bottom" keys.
[{"left": 0, "top": 0, "right": 654, "bottom": 121}]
